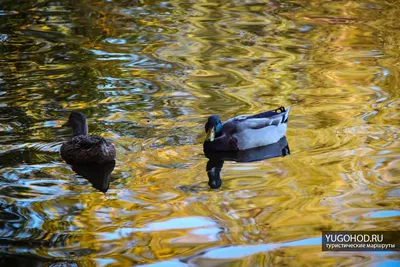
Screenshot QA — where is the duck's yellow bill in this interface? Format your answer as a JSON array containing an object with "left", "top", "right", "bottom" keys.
[{"left": 206, "top": 127, "right": 215, "bottom": 142}]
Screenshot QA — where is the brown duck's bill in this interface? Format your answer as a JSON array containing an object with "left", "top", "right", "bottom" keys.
[{"left": 62, "top": 121, "right": 70, "bottom": 127}]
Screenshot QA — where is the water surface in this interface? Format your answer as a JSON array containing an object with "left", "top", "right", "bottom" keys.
[{"left": 0, "top": 0, "right": 399, "bottom": 265}]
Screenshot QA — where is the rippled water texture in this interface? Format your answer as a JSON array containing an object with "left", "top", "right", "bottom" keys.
[{"left": 0, "top": 0, "right": 399, "bottom": 266}]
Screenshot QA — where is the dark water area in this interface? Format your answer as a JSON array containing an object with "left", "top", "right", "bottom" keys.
[{"left": 0, "top": 0, "right": 399, "bottom": 266}]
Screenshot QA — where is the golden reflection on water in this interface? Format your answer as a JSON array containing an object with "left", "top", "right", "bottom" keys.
[{"left": 0, "top": 0, "right": 399, "bottom": 266}]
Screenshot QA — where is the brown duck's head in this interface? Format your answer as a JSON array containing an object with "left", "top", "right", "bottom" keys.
[{"left": 63, "top": 112, "right": 89, "bottom": 136}]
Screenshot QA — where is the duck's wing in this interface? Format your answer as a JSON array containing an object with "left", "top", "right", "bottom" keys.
[
  {"left": 71, "top": 135, "right": 105, "bottom": 149},
  {"left": 61, "top": 135, "right": 116, "bottom": 164},
  {"left": 222, "top": 107, "right": 290, "bottom": 133}
]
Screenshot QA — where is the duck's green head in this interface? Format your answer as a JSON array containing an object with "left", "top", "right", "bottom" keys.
[{"left": 205, "top": 115, "right": 222, "bottom": 142}]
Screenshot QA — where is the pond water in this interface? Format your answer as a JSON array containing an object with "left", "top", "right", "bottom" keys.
[{"left": 0, "top": 0, "right": 399, "bottom": 266}]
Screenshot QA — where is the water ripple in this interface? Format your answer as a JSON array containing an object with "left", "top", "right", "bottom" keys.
[{"left": 0, "top": 0, "right": 399, "bottom": 265}]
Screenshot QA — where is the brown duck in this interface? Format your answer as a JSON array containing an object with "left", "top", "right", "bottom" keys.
[{"left": 60, "top": 112, "right": 116, "bottom": 165}]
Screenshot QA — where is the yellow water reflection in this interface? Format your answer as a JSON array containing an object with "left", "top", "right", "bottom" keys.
[{"left": 0, "top": 0, "right": 399, "bottom": 266}]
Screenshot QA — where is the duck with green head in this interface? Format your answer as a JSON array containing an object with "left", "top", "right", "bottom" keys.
[{"left": 204, "top": 106, "right": 290, "bottom": 152}]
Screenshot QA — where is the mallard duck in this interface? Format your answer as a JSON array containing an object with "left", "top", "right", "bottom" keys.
[
  {"left": 204, "top": 106, "right": 290, "bottom": 152},
  {"left": 60, "top": 112, "right": 116, "bottom": 165}
]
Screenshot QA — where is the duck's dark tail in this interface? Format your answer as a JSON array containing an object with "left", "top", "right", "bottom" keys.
[{"left": 249, "top": 106, "right": 290, "bottom": 123}]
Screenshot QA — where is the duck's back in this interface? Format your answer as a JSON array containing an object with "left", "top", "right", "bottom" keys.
[
  {"left": 60, "top": 135, "right": 116, "bottom": 165},
  {"left": 222, "top": 107, "right": 290, "bottom": 150}
]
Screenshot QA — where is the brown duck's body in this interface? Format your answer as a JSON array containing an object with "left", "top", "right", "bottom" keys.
[
  {"left": 60, "top": 112, "right": 116, "bottom": 165},
  {"left": 61, "top": 135, "right": 116, "bottom": 165}
]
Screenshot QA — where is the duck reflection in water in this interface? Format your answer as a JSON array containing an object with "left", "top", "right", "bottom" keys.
[
  {"left": 71, "top": 160, "right": 115, "bottom": 193},
  {"left": 204, "top": 136, "right": 290, "bottom": 189},
  {"left": 61, "top": 112, "right": 117, "bottom": 192}
]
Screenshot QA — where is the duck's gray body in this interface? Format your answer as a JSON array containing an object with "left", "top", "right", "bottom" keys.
[{"left": 204, "top": 107, "right": 290, "bottom": 152}]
